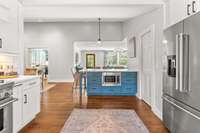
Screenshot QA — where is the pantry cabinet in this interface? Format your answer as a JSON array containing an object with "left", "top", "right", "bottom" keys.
[{"left": 12, "top": 78, "right": 41, "bottom": 133}]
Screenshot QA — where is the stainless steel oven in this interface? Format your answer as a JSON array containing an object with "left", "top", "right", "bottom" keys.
[
  {"left": 0, "top": 98, "right": 17, "bottom": 133},
  {"left": 102, "top": 72, "right": 121, "bottom": 86},
  {"left": 0, "top": 82, "right": 17, "bottom": 133}
]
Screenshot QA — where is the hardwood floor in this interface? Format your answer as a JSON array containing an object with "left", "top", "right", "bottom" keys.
[
  {"left": 42, "top": 79, "right": 56, "bottom": 93},
  {"left": 20, "top": 83, "right": 170, "bottom": 133}
]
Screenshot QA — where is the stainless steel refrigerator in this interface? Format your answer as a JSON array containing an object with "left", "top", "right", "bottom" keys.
[{"left": 163, "top": 12, "right": 200, "bottom": 133}]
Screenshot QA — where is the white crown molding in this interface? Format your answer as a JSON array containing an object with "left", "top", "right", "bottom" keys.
[{"left": 22, "top": 0, "right": 164, "bottom": 6}]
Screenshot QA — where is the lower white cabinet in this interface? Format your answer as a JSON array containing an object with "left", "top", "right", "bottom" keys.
[
  {"left": 22, "top": 86, "right": 37, "bottom": 127},
  {"left": 12, "top": 78, "right": 41, "bottom": 133}
]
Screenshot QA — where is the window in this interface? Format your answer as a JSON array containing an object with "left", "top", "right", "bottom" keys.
[
  {"left": 119, "top": 51, "right": 128, "bottom": 65},
  {"left": 28, "top": 48, "right": 48, "bottom": 67},
  {"left": 86, "top": 54, "right": 95, "bottom": 68},
  {"left": 104, "top": 51, "right": 128, "bottom": 66},
  {"left": 104, "top": 52, "right": 117, "bottom": 66}
]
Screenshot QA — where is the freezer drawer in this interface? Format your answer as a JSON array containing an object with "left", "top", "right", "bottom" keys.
[{"left": 163, "top": 95, "right": 200, "bottom": 133}]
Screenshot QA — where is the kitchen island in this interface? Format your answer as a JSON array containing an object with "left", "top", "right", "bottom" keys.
[{"left": 79, "top": 69, "right": 138, "bottom": 96}]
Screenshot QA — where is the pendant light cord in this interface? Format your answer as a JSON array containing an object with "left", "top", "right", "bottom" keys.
[{"left": 98, "top": 18, "right": 101, "bottom": 41}]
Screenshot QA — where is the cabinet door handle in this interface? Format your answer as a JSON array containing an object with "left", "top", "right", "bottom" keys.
[
  {"left": 14, "top": 84, "right": 23, "bottom": 87},
  {"left": 187, "top": 4, "right": 191, "bottom": 15},
  {"left": 24, "top": 94, "right": 27, "bottom": 104},
  {"left": 29, "top": 82, "right": 36, "bottom": 86},
  {"left": 192, "top": 1, "right": 196, "bottom": 13}
]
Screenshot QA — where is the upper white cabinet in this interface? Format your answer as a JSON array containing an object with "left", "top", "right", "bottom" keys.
[
  {"left": 0, "top": 3, "right": 9, "bottom": 22},
  {"left": 164, "top": 0, "right": 187, "bottom": 28},
  {"left": 187, "top": 0, "right": 200, "bottom": 15},
  {"left": 0, "top": 0, "right": 23, "bottom": 54},
  {"left": 164, "top": 0, "right": 200, "bottom": 28}
]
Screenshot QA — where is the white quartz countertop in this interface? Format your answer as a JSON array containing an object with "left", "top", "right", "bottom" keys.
[
  {"left": 80, "top": 69, "right": 138, "bottom": 72},
  {"left": 0, "top": 75, "right": 40, "bottom": 85}
]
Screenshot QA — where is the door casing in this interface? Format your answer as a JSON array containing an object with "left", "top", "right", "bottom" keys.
[{"left": 138, "top": 25, "right": 156, "bottom": 108}]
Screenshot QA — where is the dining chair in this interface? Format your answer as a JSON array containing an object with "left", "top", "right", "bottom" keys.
[{"left": 71, "top": 68, "right": 80, "bottom": 89}]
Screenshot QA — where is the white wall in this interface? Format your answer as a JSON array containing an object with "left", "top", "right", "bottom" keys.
[
  {"left": 123, "top": 8, "right": 164, "bottom": 118},
  {"left": 24, "top": 22, "right": 123, "bottom": 82}
]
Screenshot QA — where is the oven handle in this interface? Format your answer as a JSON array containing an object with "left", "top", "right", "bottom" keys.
[{"left": 0, "top": 98, "right": 18, "bottom": 109}]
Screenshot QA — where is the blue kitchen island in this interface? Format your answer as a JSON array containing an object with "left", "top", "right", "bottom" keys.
[{"left": 79, "top": 69, "right": 137, "bottom": 96}]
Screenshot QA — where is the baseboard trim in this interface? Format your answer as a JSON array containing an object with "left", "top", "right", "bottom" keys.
[
  {"left": 136, "top": 93, "right": 142, "bottom": 99},
  {"left": 152, "top": 106, "right": 162, "bottom": 120},
  {"left": 48, "top": 79, "right": 73, "bottom": 83}
]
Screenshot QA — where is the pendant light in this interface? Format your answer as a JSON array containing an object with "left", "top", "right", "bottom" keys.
[{"left": 97, "top": 18, "right": 102, "bottom": 44}]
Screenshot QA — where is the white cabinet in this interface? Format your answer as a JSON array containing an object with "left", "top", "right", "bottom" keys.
[
  {"left": 187, "top": 0, "right": 200, "bottom": 16},
  {"left": 22, "top": 87, "right": 36, "bottom": 126},
  {"left": 12, "top": 78, "right": 41, "bottom": 133},
  {"left": 0, "top": 0, "right": 23, "bottom": 54},
  {"left": 170, "top": 0, "right": 187, "bottom": 25},
  {"left": 164, "top": 0, "right": 200, "bottom": 28},
  {"left": 164, "top": 0, "right": 188, "bottom": 28},
  {"left": 22, "top": 79, "right": 40, "bottom": 126},
  {"left": 0, "top": 3, "right": 9, "bottom": 22}
]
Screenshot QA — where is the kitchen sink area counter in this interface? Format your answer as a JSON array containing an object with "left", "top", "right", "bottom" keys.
[
  {"left": 80, "top": 69, "right": 138, "bottom": 96},
  {"left": 1, "top": 75, "right": 40, "bottom": 85}
]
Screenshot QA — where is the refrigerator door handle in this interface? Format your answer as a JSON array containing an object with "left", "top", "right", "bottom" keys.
[
  {"left": 179, "top": 33, "right": 184, "bottom": 92},
  {"left": 176, "top": 34, "right": 180, "bottom": 91},
  {"left": 179, "top": 34, "right": 190, "bottom": 92},
  {"left": 183, "top": 34, "right": 190, "bottom": 92}
]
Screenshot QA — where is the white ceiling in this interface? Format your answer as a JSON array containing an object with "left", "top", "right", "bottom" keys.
[{"left": 21, "top": 0, "right": 163, "bottom": 22}]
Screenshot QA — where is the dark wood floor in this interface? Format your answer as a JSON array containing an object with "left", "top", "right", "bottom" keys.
[{"left": 20, "top": 83, "right": 170, "bottom": 133}]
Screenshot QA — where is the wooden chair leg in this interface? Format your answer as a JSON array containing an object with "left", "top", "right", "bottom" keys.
[{"left": 72, "top": 81, "right": 74, "bottom": 89}]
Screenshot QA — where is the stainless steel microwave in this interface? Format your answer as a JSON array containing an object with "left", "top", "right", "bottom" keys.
[{"left": 102, "top": 72, "right": 121, "bottom": 86}]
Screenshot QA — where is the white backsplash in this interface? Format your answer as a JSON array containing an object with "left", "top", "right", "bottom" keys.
[{"left": 0, "top": 54, "right": 19, "bottom": 73}]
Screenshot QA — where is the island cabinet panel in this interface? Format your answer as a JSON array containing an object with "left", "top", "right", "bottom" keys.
[{"left": 86, "top": 72, "right": 137, "bottom": 96}]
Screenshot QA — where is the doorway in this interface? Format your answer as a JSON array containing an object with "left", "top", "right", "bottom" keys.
[
  {"left": 139, "top": 25, "right": 155, "bottom": 107},
  {"left": 24, "top": 48, "right": 55, "bottom": 92},
  {"left": 25, "top": 48, "right": 48, "bottom": 76}
]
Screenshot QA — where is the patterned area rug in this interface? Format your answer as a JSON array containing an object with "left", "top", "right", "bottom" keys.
[{"left": 61, "top": 109, "right": 150, "bottom": 133}]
